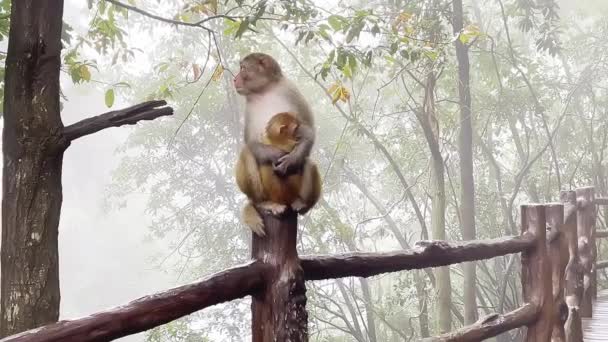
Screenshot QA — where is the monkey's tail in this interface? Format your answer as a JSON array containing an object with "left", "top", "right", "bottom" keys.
[{"left": 242, "top": 202, "right": 265, "bottom": 237}]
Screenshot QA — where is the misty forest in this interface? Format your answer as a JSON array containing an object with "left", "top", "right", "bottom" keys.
[{"left": 1, "top": 0, "right": 608, "bottom": 341}]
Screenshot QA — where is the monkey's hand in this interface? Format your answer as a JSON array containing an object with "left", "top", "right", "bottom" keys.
[
  {"left": 249, "top": 141, "right": 286, "bottom": 165},
  {"left": 274, "top": 124, "right": 314, "bottom": 176}
]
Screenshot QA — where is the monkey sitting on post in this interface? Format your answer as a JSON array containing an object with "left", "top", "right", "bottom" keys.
[{"left": 233, "top": 53, "right": 319, "bottom": 236}]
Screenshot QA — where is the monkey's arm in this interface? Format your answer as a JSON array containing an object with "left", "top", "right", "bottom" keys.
[
  {"left": 274, "top": 124, "right": 315, "bottom": 176},
  {"left": 248, "top": 141, "right": 287, "bottom": 165}
]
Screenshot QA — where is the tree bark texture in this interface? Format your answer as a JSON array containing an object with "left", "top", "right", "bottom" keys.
[
  {"left": 0, "top": 262, "right": 266, "bottom": 342},
  {"left": 576, "top": 187, "right": 595, "bottom": 317},
  {"left": 301, "top": 234, "right": 535, "bottom": 280},
  {"left": 251, "top": 210, "right": 307, "bottom": 342},
  {"left": 520, "top": 205, "right": 552, "bottom": 342},
  {"left": 545, "top": 203, "right": 567, "bottom": 342},
  {"left": 560, "top": 190, "right": 583, "bottom": 342},
  {"left": 452, "top": 0, "right": 477, "bottom": 325},
  {"left": 1, "top": 0, "right": 67, "bottom": 336},
  {"left": 420, "top": 303, "right": 538, "bottom": 342}
]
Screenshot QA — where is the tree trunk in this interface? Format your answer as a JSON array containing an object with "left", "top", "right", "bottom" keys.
[
  {"left": 359, "top": 278, "right": 377, "bottom": 342},
  {"left": 251, "top": 210, "right": 308, "bottom": 342},
  {"left": 418, "top": 73, "right": 452, "bottom": 333},
  {"left": 452, "top": 0, "right": 478, "bottom": 325},
  {"left": 1, "top": 0, "right": 67, "bottom": 336},
  {"left": 414, "top": 270, "right": 430, "bottom": 337}
]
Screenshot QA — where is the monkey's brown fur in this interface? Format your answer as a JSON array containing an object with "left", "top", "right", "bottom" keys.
[
  {"left": 235, "top": 113, "right": 321, "bottom": 234},
  {"left": 259, "top": 113, "right": 320, "bottom": 207},
  {"left": 233, "top": 53, "right": 318, "bottom": 235}
]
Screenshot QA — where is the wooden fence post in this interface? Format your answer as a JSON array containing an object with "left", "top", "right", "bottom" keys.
[
  {"left": 560, "top": 190, "right": 583, "bottom": 342},
  {"left": 521, "top": 204, "right": 552, "bottom": 342},
  {"left": 546, "top": 203, "right": 567, "bottom": 342},
  {"left": 251, "top": 210, "right": 308, "bottom": 342},
  {"left": 576, "top": 186, "right": 595, "bottom": 317}
]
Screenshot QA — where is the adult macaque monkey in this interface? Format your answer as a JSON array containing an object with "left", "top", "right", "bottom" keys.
[{"left": 233, "top": 53, "right": 316, "bottom": 235}]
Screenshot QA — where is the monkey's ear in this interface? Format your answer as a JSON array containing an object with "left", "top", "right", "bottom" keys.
[
  {"left": 278, "top": 124, "right": 287, "bottom": 135},
  {"left": 258, "top": 55, "right": 272, "bottom": 68}
]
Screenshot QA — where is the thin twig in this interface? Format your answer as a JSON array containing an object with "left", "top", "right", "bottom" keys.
[{"left": 106, "top": 0, "right": 215, "bottom": 32}]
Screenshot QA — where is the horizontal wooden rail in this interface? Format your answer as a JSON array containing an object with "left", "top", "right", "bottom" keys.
[
  {"left": 0, "top": 261, "right": 269, "bottom": 342},
  {"left": 595, "top": 197, "right": 608, "bottom": 206},
  {"left": 596, "top": 230, "right": 608, "bottom": 238},
  {"left": 420, "top": 303, "right": 538, "bottom": 342},
  {"left": 597, "top": 260, "right": 608, "bottom": 269},
  {"left": 302, "top": 234, "right": 535, "bottom": 280}
]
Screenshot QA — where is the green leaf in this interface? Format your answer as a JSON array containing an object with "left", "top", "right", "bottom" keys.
[
  {"left": 363, "top": 50, "right": 373, "bottom": 67},
  {"left": 371, "top": 24, "right": 380, "bottom": 36},
  {"left": 234, "top": 19, "right": 250, "bottom": 38},
  {"left": 105, "top": 88, "right": 115, "bottom": 108},
  {"left": 327, "top": 49, "right": 336, "bottom": 64},
  {"left": 295, "top": 31, "right": 307, "bottom": 45},
  {"left": 304, "top": 31, "right": 315, "bottom": 44},
  {"left": 342, "top": 63, "right": 352, "bottom": 78},
  {"left": 320, "top": 65, "right": 330, "bottom": 80},
  {"left": 318, "top": 27, "right": 330, "bottom": 40},
  {"left": 389, "top": 42, "right": 399, "bottom": 55},
  {"left": 345, "top": 21, "right": 364, "bottom": 43},
  {"left": 223, "top": 18, "right": 240, "bottom": 36},
  {"left": 79, "top": 65, "right": 91, "bottom": 81},
  {"left": 328, "top": 15, "right": 343, "bottom": 30},
  {"left": 336, "top": 50, "right": 346, "bottom": 68},
  {"left": 348, "top": 55, "right": 357, "bottom": 74}
]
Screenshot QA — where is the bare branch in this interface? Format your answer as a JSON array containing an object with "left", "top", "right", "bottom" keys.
[
  {"left": 0, "top": 261, "right": 269, "bottom": 342},
  {"left": 301, "top": 234, "right": 536, "bottom": 281},
  {"left": 105, "top": 0, "right": 216, "bottom": 32},
  {"left": 64, "top": 100, "right": 173, "bottom": 141}
]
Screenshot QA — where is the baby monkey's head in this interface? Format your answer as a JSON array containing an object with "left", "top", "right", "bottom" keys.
[{"left": 263, "top": 112, "right": 300, "bottom": 151}]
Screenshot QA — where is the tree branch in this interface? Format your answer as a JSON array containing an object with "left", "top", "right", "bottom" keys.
[
  {"left": 63, "top": 100, "right": 173, "bottom": 141},
  {"left": 105, "top": 0, "right": 217, "bottom": 32},
  {"left": 0, "top": 261, "right": 269, "bottom": 342},
  {"left": 301, "top": 234, "right": 536, "bottom": 281},
  {"left": 420, "top": 303, "right": 538, "bottom": 342}
]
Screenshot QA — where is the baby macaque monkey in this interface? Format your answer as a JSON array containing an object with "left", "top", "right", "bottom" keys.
[
  {"left": 259, "top": 112, "right": 321, "bottom": 212},
  {"left": 235, "top": 112, "right": 321, "bottom": 236},
  {"left": 233, "top": 53, "right": 318, "bottom": 236}
]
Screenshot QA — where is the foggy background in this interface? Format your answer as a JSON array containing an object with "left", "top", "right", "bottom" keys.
[{"left": 2, "top": 0, "right": 604, "bottom": 341}]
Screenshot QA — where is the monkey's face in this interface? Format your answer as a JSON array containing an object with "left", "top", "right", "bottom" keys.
[{"left": 233, "top": 53, "right": 282, "bottom": 96}]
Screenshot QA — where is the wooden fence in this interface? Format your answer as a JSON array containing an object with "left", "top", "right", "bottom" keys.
[{"left": 1, "top": 186, "right": 606, "bottom": 342}]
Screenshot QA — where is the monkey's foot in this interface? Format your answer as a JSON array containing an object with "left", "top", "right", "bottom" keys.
[
  {"left": 291, "top": 199, "right": 309, "bottom": 214},
  {"left": 243, "top": 203, "right": 265, "bottom": 237},
  {"left": 249, "top": 219, "right": 265, "bottom": 237},
  {"left": 258, "top": 202, "right": 287, "bottom": 216}
]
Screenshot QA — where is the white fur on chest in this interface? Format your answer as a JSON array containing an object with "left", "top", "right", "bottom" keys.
[{"left": 246, "top": 89, "right": 297, "bottom": 140}]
